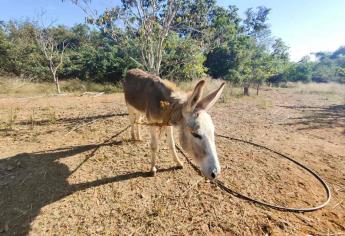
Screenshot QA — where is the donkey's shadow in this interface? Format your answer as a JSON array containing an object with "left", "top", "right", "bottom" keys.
[{"left": 0, "top": 138, "right": 178, "bottom": 235}]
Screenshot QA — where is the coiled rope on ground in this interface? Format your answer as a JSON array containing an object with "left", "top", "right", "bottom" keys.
[{"left": 176, "top": 133, "right": 331, "bottom": 212}]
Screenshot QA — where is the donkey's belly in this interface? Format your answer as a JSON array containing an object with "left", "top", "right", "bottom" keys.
[
  {"left": 126, "top": 96, "right": 164, "bottom": 122},
  {"left": 125, "top": 92, "right": 147, "bottom": 114}
]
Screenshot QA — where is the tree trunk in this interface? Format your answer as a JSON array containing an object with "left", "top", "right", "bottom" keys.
[
  {"left": 256, "top": 83, "right": 260, "bottom": 95},
  {"left": 55, "top": 80, "right": 61, "bottom": 94},
  {"left": 243, "top": 85, "right": 250, "bottom": 96},
  {"left": 54, "top": 75, "right": 61, "bottom": 94}
]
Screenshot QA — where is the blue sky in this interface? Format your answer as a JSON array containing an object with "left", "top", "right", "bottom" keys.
[{"left": 1, "top": 0, "right": 345, "bottom": 61}]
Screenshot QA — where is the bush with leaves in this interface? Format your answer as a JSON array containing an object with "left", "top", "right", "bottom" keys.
[{"left": 161, "top": 33, "right": 206, "bottom": 80}]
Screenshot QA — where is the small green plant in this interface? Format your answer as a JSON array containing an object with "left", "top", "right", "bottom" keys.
[
  {"left": 46, "top": 107, "right": 57, "bottom": 124},
  {"left": 7, "top": 107, "right": 20, "bottom": 130},
  {"left": 29, "top": 109, "right": 35, "bottom": 129}
]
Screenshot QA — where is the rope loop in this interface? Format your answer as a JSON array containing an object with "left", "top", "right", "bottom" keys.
[{"left": 176, "top": 134, "right": 331, "bottom": 212}]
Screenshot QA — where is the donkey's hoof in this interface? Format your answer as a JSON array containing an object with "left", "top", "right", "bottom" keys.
[
  {"left": 176, "top": 164, "right": 184, "bottom": 170},
  {"left": 150, "top": 167, "right": 157, "bottom": 176}
]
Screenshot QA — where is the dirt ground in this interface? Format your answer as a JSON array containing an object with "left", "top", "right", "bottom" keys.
[{"left": 0, "top": 87, "right": 344, "bottom": 235}]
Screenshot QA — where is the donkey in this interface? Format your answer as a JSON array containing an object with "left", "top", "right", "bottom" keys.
[{"left": 123, "top": 69, "right": 225, "bottom": 180}]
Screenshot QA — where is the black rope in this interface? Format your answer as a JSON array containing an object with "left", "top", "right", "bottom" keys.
[{"left": 176, "top": 134, "right": 331, "bottom": 213}]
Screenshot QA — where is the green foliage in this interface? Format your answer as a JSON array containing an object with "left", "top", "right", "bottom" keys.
[
  {"left": 287, "top": 58, "right": 313, "bottom": 83},
  {"left": 0, "top": 21, "right": 134, "bottom": 83},
  {"left": 161, "top": 33, "right": 206, "bottom": 80},
  {"left": 279, "top": 46, "right": 345, "bottom": 84},
  {"left": 204, "top": 5, "right": 288, "bottom": 94},
  {"left": 312, "top": 48, "right": 345, "bottom": 83},
  {"left": 1, "top": 1, "right": 343, "bottom": 93},
  {"left": 0, "top": 21, "right": 48, "bottom": 79},
  {"left": 335, "top": 67, "right": 345, "bottom": 83},
  {"left": 205, "top": 46, "right": 233, "bottom": 78}
]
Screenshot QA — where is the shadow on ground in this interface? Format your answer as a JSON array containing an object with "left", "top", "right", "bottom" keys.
[
  {"left": 280, "top": 104, "right": 345, "bottom": 133},
  {"left": 0, "top": 134, "right": 179, "bottom": 235}
]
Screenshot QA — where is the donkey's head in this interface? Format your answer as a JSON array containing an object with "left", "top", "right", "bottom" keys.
[{"left": 179, "top": 80, "right": 225, "bottom": 180}]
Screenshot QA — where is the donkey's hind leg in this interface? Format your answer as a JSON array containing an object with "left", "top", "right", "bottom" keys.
[
  {"left": 126, "top": 104, "right": 138, "bottom": 140},
  {"left": 166, "top": 126, "right": 183, "bottom": 168}
]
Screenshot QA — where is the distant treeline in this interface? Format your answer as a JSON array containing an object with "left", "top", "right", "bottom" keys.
[
  {"left": 269, "top": 47, "right": 345, "bottom": 84},
  {"left": 0, "top": 1, "right": 344, "bottom": 92}
]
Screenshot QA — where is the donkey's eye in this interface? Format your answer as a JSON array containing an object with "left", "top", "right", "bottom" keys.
[{"left": 191, "top": 132, "right": 202, "bottom": 139}]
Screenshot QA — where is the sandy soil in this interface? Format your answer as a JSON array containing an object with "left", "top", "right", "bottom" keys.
[{"left": 0, "top": 88, "right": 344, "bottom": 235}]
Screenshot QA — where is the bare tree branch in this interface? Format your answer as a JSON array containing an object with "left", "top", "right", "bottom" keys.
[{"left": 35, "top": 19, "right": 69, "bottom": 94}]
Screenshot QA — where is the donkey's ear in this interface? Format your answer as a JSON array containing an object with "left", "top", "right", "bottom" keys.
[
  {"left": 186, "top": 80, "right": 205, "bottom": 111},
  {"left": 196, "top": 82, "right": 225, "bottom": 111}
]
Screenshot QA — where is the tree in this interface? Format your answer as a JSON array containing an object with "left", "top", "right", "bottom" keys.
[
  {"left": 335, "top": 67, "right": 345, "bottom": 83},
  {"left": 172, "top": 0, "right": 216, "bottom": 47},
  {"left": 36, "top": 27, "right": 69, "bottom": 93},
  {"left": 241, "top": 6, "right": 273, "bottom": 95},
  {"left": 205, "top": 46, "right": 233, "bottom": 78},
  {"left": 71, "top": 0, "right": 179, "bottom": 76},
  {"left": 267, "top": 38, "right": 290, "bottom": 85},
  {"left": 0, "top": 25, "right": 11, "bottom": 73},
  {"left": 204, "top": 5, "right": 244, "bottom": 79},
  {"left": 172, "top": 2, "right": 241, "bottom": 52},
  {"left": 287, "top": 56, "right": 313, "bottom": 83},
  {"left": 244, "top": 6, "right": 271, "bottom": 48},
  {"left": 160, "top": 32, "right": 206, "bottom": 80},
  {"left": 208, "top": 5, "right": 241, "bottom": 47},
  {"left": 272, "top": 38, "right": 289, "bottom": 61},
  {"left": 0, "top": 21, "right": 48, "bottom": 80},
  {"left": 250, "top": 48, "right": 274, "bottom": 95}
]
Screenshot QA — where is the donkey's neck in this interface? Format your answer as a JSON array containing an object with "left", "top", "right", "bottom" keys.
[
  {"left": 164, "top": 89, "right": 188, "bottom": 126},
  {"left": 153, "top": 78, "right": 188, "bottom": 126}
]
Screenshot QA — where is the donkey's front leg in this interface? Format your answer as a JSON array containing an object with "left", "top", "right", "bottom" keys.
[
  {"left": 128, "top": 114, "right": 136, "bottom": 140},
  {"left": 166, "top": 126, "right": 183, "bottom": 168},
  {"left": 135, "top": 115, "right": 143, "bottom": 141},
  {"left": 149, "top": 126, "right": 158, "bottom": 176}
]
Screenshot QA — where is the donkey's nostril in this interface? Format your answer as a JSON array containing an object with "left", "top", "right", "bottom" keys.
[{"left": 211, "top": 172, "right": 216, "bottom": 179}]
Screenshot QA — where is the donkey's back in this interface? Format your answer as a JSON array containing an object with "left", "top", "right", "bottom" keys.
[{"left": 124, "top": 68, "right": 176, "bottom": 120}]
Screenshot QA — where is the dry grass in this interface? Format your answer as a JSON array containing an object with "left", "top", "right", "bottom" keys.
[
  {"left": 177, "top": 77, "right": 243, "bottom": 103},
  {"left": 1, "top": 75, "right": 243, "bottom": 102},
  {"left": 287, "top": 82, "right": 345, "bottom": 101},
  {"left": 0, "top": 76, "right": 122, "bottom": 97},
  {"left": 1, "top": 75, "right": 345, "bottom": 235},
  {"left": 0, "top": 90, "right": 344, "bottom": 235}
]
